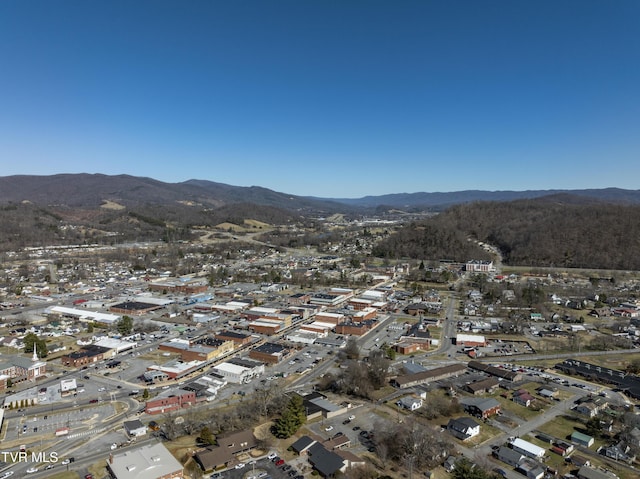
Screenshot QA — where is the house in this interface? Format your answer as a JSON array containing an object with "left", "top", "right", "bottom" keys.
[
  {"left": 396, "top": 396, "right": 423, "bottom": 411},
  {"left": 513, "top": 390, "right": 535, "bottom": 407},
  {"left": 460, "top": 397, "right": 501, "bottom": 419},
  {"left": 443, "top": 456, "right": 458, "bottom": 472},
  {"left": 123, "top": 419, "right": 147, "bottom": 437},
  {"left": 577, "top": 465, "right": 619, "bottom": 479},
  {"left": 494, "top": 446, "right": 525, "bottom": 467},
  {"left": 106, "top": 442, "right": 183, "bottom": 479},
  {"left": 447, "top": 417, "right": 480, "bottom": 441},
  {"left": 600, "top": 443, "right": 634, "bottom": 463},
  {"left": 571, "top": 431, "right": 595, "bottom": 448},
  {"left": 516, "top": 458, "right": 545, "bottom": 479}
]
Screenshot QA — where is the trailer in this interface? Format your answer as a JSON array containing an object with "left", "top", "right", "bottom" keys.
[{"left": 55, "top": 427, "right": 70, "bottom": 437}]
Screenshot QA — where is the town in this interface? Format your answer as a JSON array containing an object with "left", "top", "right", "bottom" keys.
[{"left": 1, "top": 223, "right": 640, "bottom": 479}]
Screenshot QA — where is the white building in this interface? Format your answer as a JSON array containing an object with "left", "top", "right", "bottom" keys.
[{"left": 510, "top": 438, "right": 546, "bottom": 460}]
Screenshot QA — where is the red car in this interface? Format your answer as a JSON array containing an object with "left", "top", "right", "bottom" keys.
[
  {"left": 275, "top": 459, "right": 285, "bottom": 466},
  {"left": 85, "top": 475, "right": 94, "bottom": 479}
]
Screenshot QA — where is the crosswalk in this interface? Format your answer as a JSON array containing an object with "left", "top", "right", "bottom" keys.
[{"left": 67, "top": 427, "right": 106, "bottom": 439}]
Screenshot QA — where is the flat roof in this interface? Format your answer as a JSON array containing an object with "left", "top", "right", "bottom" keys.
[{"left": 107, "top": 442, "right": 182, "bottom": 479}]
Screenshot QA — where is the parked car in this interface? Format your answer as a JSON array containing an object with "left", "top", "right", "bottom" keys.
[
  {"left": 234, "top": 463, "right": 245, "bottom": 470},
  {"left": 324, "top": 425, "right": 333, "bottom": 432},
  {"left": 275, "top": 459, "right": 285, "bottom": 466},
  {"left": 267, "top": 452, "right": 277, "bottom": 460}
]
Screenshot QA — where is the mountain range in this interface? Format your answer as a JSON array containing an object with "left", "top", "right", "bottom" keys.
[{"left": 1, "top": 174, "right": 640, "bottom": 212}]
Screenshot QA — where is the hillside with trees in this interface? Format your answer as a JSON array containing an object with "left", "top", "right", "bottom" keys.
[{"left": 373, "top": 196, "right": 640, "bottom": 270}]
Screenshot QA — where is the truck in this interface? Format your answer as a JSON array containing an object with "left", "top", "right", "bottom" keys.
[{"left": 55, "top": 427, "right": 70, "bottom": 437}]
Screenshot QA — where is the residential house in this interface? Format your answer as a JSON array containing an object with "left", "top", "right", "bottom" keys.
[
  {"left": 494, "top": 446, "right": 524, "bottom": 467},
  {"left": 513, "top": 390, "right": 535, "bottom": 407},
  {"left": 447, "top": 417, "right": 481, "bottom": 441},
  {"left": 460, "top": 397, "right": 501, "bottom": 419},
  {"left": 194, "top": 429, "right": 258, "bottom": 472},
  {"left": 571, "top": 431, "right": 595, "bottom": 448},
  {"left": 396, "top": 396, "right": 423, "bottom": 411}
]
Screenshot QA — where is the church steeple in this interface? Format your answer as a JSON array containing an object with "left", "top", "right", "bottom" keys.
[{"left": 32, "top": 343, "right": 38, "bottom": 361}]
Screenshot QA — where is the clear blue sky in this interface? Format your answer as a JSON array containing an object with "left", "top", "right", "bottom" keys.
[{"left": 1, "top": 1, "right": 638, "bottom": 198}]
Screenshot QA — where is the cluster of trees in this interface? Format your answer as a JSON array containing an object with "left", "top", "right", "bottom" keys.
[
  {"left": 370, "top": 421, "right": 455, "bottom": 471},
  {"left": 272, "top": 394, "right": 306, "bottom": 439},
  {"left": 319, "top": 340, "right": 391, "bottom": 399},
  {"left": 372, "top": 197, "right": 640, "bottom": 270}
]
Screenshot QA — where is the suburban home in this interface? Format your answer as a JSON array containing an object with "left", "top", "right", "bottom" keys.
[
  {"left": 494, "top": 446, "right": 525, "bottom": 467},
  {"left": 291, "top": 436, "right": 317, "bottom": 456},
  {"left": 513, "top": 389, "right": 535, "bottom": 407},
  {"left": 396, "top": 396, "right": 423, "bottom": 411},
  {"left": 447, "top": 417, "right": 481, "bottom": 441},
  {"left": 460, "top": 397, "right": 501, "bottom": 419},
  {"left": 515, "top": 458, "right": 545, "bottom": 479},
  {"left": 577, "top": 465, "right": 619, "bottom": 479}
]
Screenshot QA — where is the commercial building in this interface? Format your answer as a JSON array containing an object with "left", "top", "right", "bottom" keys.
[{"left": 106, "top": 442, "right": 183, "bottom": 479}]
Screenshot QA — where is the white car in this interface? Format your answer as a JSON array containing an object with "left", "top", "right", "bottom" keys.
[
  {"left": 61, "top": 459, "right": 71, "bottom": 465},
  {"left": 26, "top": 467, "right": 38, "bottom": 474},
  {"left": 267, "top": 452, "right": 277, "bottom": 460},
  {"left": 348, "top": 415, "right": 355, "bottom": 421},
  {"left": 98, "top": 387, "right": 106, "bottom": 392},
  {"left": 0, "top": 472, "right": 14, "bottom": 478},
  {"left": 234, "top": 463, "right": 245, "bottom": 469},
  {"left": 111, "top": 443, "right": 118, "bottom": 450},
  {"left": 324, "top": 425, "right": 333, "bottom": 432}
]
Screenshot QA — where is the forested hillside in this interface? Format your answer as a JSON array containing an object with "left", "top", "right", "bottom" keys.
[{"left": 372, "top": 196, "right": 640, "bottom": 270}]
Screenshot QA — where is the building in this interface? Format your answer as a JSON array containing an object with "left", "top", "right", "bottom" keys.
[
  {"left": 249, "top": 342, "right": 289, "bottom": 365},
  {"left": 577, "top": 466, "right": 618, "bottom": 479},
  {"left": 60, "top": 345, "right": 112, "bottom": 367},
  {"left": 194, "top": 429, "right": 257, "bottom": 472},
  {"left": 124, "top": 420, "right": 147, "bottom": 437},
  {"left": 396, "top": 397, "right": 423, "bottom": 411},
  {"left": 447, "top": 417, "right": 481, "bottom": 441},
  {"left": 571, "top": 431, "right": 595, "bottom": 448},
  {"left": 210, "top": 360, "right": 264, "bottom": 384},
  {"left": 145, "top": 389, "right": 196, "bottom": 415},
  {"left": 494, "top": 446, "right": 524, "bottom": 467},
  {"left": 391, "top": 364, "right": 466, "bottom": 389},
  {"left": 455, "top": 334, "right": 487, "bottom": 347},
  {"left": 106, "top": 442, "right": 183, "bottom": 479},
  {"left": 510, "top": 438, "right": 546, "bottom": 460},
  {"left": 459, "top": 397, "right": 501, "bottom": 419},
  {"left": 465, "top": 377, "right": 499, "bottom": 395}
]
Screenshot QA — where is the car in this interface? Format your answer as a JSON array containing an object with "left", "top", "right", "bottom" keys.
[
  {"left": 348, "top": 415, "right": 355, "bottom": 420},
  {"left": 89, "top": 399, "right": 99, "bottom": 403},
  {"left": 288, "top": 470, "right": 297, "bottom": 477},
  {"left": 271, "top": 456, "right": 281, "bottom": 463},
  {"left": 324, "top": 425, "right": 333, "bottom": 432},
  {"left": 85, "top": 475, "right": 94, "bottom": 479},
  {"left": 45, "top": 465, "right": 55, "bottom": 470},
  {"left": 84, "top": 375, "right": 90, "bottom": 380},
  {"left": 267, "top": 452, "right": 277, "bottom": 460},
  {"left": 234, "top": 463, "right": 245, "bottom": 469},
  {"left": 33, "top": 427, "right": 37, "bottom": 432},
  {"left": 22, "top": 425, "right": 27, "bottom": 433},
  {"left": 342, "top": 420, "right": 351, "bottom": 425},
  {"left": 258, "top": 473, "right": 269, "bottom": 478},
  {"left": 26, "top": 467, "right": 39, "bottom": 474},
  {"left": 333, "top": 432, "right": 344, "bottom": 438},
  {"left": 352, "top": 426, "right": 361, "bottom": 431},
  {"left": 117, "top": 385, "right": 123, "bottom": 389},
  {"left": 0, "top": 472, "right": 14, "bottom": 479},
  {"left": 111, "top": 443, "right": 118, "bottom": 450},
  {"left": 210, "top": 474, "right": 222, "bottom": 479},
  {"left": 98, "top": 387, "right": 106, "bottom": 392},
  {"left": 61, "top": 459, "right": 71, "bottom": 465},
  {"left": 493, "top": 469, "right": 507, "bottom": 478},
  {"left": 275, "top": 459, "right": 285, "bottom": 466}
]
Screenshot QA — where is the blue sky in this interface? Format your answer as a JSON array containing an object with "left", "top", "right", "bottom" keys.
[{"left": 1, "top": 1, "right": 638, "bottom": 198}]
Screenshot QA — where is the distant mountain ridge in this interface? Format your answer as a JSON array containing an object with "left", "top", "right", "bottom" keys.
[
  {"left": 327, "top": 187, "right": 640, "bottom": 209},
  {"left": 1, "top": 174, "right": 639, "bottom": 211}
]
